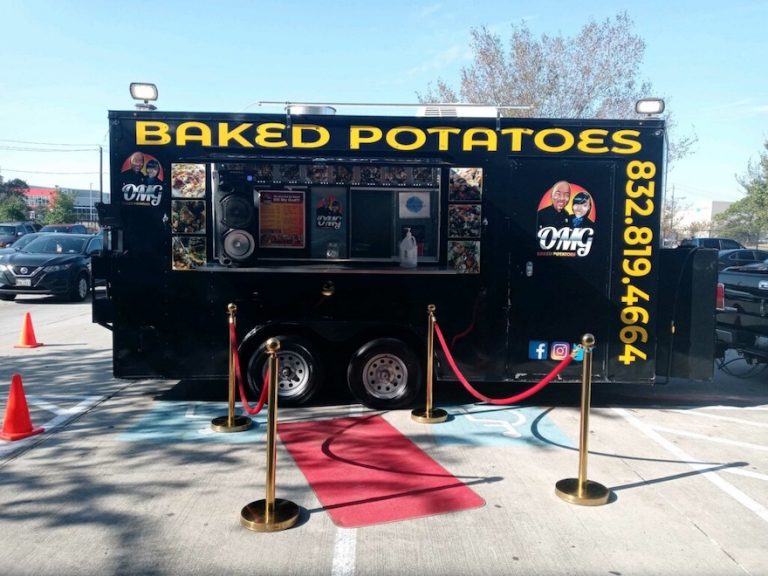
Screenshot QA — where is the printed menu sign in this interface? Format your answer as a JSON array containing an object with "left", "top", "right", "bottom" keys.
[{"left": 259, "top": 190, "right": 305, "bottom": 248}]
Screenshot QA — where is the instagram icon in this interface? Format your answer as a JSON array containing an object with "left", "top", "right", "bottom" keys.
[{"left": 550, "top": 342, "right": 570, "bottom": 360}]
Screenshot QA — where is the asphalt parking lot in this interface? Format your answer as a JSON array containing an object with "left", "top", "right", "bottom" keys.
[{"left": 1, "top": 296, "right": 767, "bottom": 576}]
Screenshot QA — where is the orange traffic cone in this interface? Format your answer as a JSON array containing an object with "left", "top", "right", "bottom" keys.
[
  {"left": 0, "top": 374, "right": 44, "bottom": 441},
  {"left": 14, "top": 312, "right": 42, "bottom": 348}
]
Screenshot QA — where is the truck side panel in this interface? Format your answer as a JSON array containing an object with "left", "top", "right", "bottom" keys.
[{"left": 93, "top": 110, "right": 713, "bottom": 403}]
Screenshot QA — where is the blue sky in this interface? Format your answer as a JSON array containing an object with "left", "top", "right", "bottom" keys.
[{"left": 1, "top": 0, "right": 766, "bottom": 221}]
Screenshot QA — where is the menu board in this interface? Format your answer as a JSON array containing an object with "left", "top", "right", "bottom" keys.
[{"left": 259, "top": 190, "right": 306, "bottom": 248}]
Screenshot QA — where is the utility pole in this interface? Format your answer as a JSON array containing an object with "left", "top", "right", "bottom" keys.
[{"left": 99, "top": 145, "right": 103, "bottom": 203}]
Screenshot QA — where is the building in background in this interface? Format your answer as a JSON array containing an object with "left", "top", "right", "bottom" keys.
[
  {"left": 24, "top": 185, "right": 110, "bottom": 227},
  {"left": 25, "top": 186, "right": 56, "bottom": 221},
  {"left": 711, "top": 201, "right": 732, "bottom": 220}
]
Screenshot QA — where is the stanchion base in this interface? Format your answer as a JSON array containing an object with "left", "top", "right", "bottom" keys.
[
  {"left": 555, "top": 478, "right": 610, "bottom": 506},
  {"left": 211, "top": 415, "right": 253, "bottom": 433},
  {"left": 240, "top": 498, "right": 300, "bottom": 532},
  {"left": 411, "top": 407, "right": 448, "bottom": 424}
]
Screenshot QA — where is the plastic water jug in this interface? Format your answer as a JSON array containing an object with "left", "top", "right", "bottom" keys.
[{"left": 399, "top": 228, "right": 417, "bottom": 268}]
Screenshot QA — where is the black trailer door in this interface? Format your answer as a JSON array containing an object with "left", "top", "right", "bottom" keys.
[{"left": 502, "top": 158, "right": 616, "bottom": 381}]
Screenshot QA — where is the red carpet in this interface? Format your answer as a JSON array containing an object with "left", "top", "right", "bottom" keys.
[{"left": 277, "top": 414, "right": 485, "bottom": 527}]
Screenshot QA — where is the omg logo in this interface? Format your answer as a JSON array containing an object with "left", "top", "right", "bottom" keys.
[
  {"left": 537, "top": 227, "right": 594, "bottom": 257},
  {"left": 123, "top": 184, "right": 163, "bottom": 207}
]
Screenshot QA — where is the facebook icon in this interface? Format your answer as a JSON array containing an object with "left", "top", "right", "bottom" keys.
[{"left": 528, "top": 341, "right": 548, "bottom": 360}]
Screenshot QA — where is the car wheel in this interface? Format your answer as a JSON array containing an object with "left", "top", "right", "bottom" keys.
[
  {"left": 347, "top": 338, "right": 422, "bottom": 409},
  {"left": 0, "top": 294, "right": 16, "bottom": 301},
  {"left": 69, "top": 273, "right": 90, "bottom": 302},
  {"left": 245, "top": 335, "right": 324, "bottom": 406}
]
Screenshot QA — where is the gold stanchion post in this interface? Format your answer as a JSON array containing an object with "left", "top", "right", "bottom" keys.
[
  {"left": 411, "top": 304, "right": 448, "bottom": 424},
  {"left": 241, "top": 338, "right": 300, "bottom": 532},
  {"left": 555, "top": 333, "right": 610, "bottom": 506},
  {"left": 211, "top": 303, "right": 253, "bottom": 433}
]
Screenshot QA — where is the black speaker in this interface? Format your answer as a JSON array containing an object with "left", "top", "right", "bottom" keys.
[
  {"left": 214, "top": 180, "right": 258, "bottom": 266},
  {"left": 222, "top": 228, "right": 256, "bottom": 263},
  {"left": 220, "top": 194, "right": 255, "bottom": 229}
]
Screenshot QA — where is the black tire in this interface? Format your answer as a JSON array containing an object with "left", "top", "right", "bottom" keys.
[
  {"left": 245, "top": 335, "right": 323, "bottom": 406},
  {"left": 347, "top": 338, "right": 422, "bottom": 409},
  {"left": 69, "top": 273, "right": 90, "bottom": 302},
  {"left": 0, "top": 294, "right": 16, "bottom": 301}
]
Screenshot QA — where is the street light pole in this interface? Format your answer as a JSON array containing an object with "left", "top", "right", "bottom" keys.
[{"left": 99, "top": 145, "right": 103, "bottom": 203}]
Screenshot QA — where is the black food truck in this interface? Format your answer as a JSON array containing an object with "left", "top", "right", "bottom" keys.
[{"left": 92, "top": 103, "right": 716, "bottom": 409}]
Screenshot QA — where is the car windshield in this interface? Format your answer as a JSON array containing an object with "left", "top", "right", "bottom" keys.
[
  {"left": 22, "top": 236, "right": 88, "bottom": 254},
  {"left": 11, "top": 234, "right": 40, "bottom": 248},
  {"left": 0, "top": 225, "right": 18, "bottom": 234}
]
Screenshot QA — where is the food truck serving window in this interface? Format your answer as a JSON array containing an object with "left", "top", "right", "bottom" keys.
[{"left": 211, "top": 162, "right": 441, "bottom": 266}]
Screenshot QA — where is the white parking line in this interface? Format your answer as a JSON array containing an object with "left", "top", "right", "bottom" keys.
[
  {"left": 668, "top": 409, "right": 768, "bottom": 428},
  {"left": 0, "top": 395, "right": 103, "bottom": 459},
  {"left": 724, "top": 468, "right": 768, "bottom": 482},
  {"left": 649, "top": 425, "right": 768, "bottom": 452},
  {"left": 330, "top": 405, "right": 363, "bottom": 576},
  {"left": 331, "top": 528, "right": 357, "bottom": 576},
  {"left": 614, "top": 408, "right": 768, "bottom": 525}
]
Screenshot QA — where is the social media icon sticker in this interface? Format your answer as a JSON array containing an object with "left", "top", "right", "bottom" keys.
[
  {"left": 571, "top": 344, "right": 584, "bottom": 361},
  {"left": 528, "top": 341, "right": 548, "bottom": 360},
  {"left": 550, "top": 341, "right": 570, "bottom": 360}
]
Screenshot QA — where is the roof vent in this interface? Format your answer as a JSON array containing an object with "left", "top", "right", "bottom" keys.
[
  {"left": 286, "top": 105, "right": 336, "bottom": 115},
  {"left": 417, "top": 105, "right": 498, "bottom": 118}
]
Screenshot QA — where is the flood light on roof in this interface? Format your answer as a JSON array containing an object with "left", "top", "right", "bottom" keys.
[
  {"left": 635, "top": 98, "right": 665, "bottom": 116},
  {"left": 130, "top": 83, "right": 158, "bottom": 110}
]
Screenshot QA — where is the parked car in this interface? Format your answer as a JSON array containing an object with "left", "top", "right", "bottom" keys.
[
  {"left": 679, "top": 237, "right": 745, "bottom": 250},
  {"left": 0, "top": 232, "right": 47, "bottom": 255},
  {"left": 716, "top": 256, "right": 768, "bottom": 365},
  {"left": 38, "top": 223, "right": 89, "bottom": 234},
  {"left": 0, "top": 233, "right": 102, "bottom": 302},
  {"left": 0, "top": 222, "right": 38, "bottom": 247},
  {"left": 718, "top": 248, "right": 768, "bottom": 271}
]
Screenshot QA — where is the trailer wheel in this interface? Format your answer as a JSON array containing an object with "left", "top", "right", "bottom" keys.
[
  {"left": 347, "top": 338, "right": 422, "bottom": 409},
  {"left": 245, "top": 335, "right": 323, "bottom": 406}
]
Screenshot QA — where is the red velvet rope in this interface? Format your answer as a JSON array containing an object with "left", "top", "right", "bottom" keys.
[
  {"left": 231, "top": 322, "right": 269, "bottom": 415},
  {"left": 433, "top": 321, "right": 574, "bottom": 405}
]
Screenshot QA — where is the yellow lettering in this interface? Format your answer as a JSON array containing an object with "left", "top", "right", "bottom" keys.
[
  {"left": 463, "top": 128, "right": 497, "bottom": 151},
  {"left": 217, "top": 123, "right": 253, "bottom": 147},
  {"left": 577, "top": 129, "right": 609, "bottom": 154},
  {"left": 350, "top": 126, "right": 383, "bottom": 149},
  {"left": 255, "top": 122, "right": 288, "bottom": 148},
  {"left": 427, "top": 127, "right": 461, "bottom": 150},
  {"left": 611, "top": 130, "right": 642, "bottom": 154},
  {"left": 534, "top": 128, "right": 574, "bottom": 153},
  {"left": 136, "top": 121, "right": 171, "bottom": 145},
  {"left": 292, "top": 124, "right": 330, "bottom": 148},
  {"left": 386, "top": 127, "right": 426, "bottom": 151},
  {"left": 177, "top": 122, "right": 211, "bottom": 146},
  {"left": 500, "top": 127, "right": 534, "bottom": 151}
]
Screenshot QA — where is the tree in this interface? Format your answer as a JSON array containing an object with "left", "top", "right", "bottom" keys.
[
  {"left": 0, "top": 195, "right": 29, "bottom": 221},
  {"left": 685, "top": 219, "right": 708, "bottom": 237},
  {"left": 0, "top": 177, "right": 29, "bottom": 202},
  {"left": 43, "top": 188, "right": 78, "bottom": 225},
  {"left": 713, "top": 141, "right": 768, "bottom": 246},
  {"left": 660, "top": 189, "right": 691, "bottom": 245},
  {"left": 418, "top": 12, "right": 695, "bottom": 163},
  {"left": 0, "top": 177, "right": 31, "bottom": 221}
]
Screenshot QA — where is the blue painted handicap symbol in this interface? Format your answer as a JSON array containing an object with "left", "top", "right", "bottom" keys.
[
  {"left": 119, "top": 401, "right": 266, "bottom": 443},
  {"left": 432, "top": 405, "right": 574, "bottom": 447}
]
